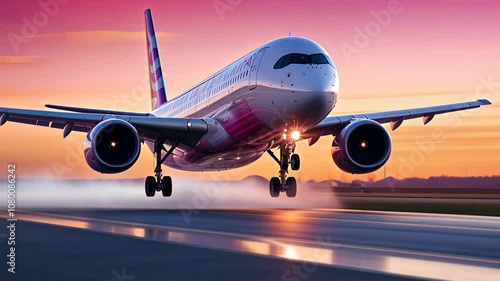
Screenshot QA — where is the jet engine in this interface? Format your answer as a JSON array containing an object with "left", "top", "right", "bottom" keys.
[
  {"left": 332, "top": 119, "right": 391, "bottom": 174},
  {"left": 84, "top": 119, "right": 141, "bottom": 173}
]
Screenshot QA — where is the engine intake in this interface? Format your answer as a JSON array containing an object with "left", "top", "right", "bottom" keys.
[
  {"left": 332, "top": 119, "right": 391, "bottom": 174},
  {"left": 84, "top": 119, "right": 141, "bottom": 173}
]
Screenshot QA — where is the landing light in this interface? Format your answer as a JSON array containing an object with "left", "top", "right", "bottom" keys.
[
  {"left": 110, "top": 140, "right": 117, "bottom": 149},
  {"left": 360, "top": 140, "right": 368, "bottom": 149},
  {"left": 291, "top": 131, "right": 301, "bottom": 141}
]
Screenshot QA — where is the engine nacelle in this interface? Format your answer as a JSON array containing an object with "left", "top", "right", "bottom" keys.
[
  {"left": 332, "top": 119, "right": 391, "bottom": 174},
  {"left": 84, "top": 119, "right": 141, "bottom": 173}
]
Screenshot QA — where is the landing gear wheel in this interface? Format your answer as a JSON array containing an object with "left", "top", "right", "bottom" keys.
[
  {"left": 145, "top": 176, "right": 156, "bottom": 197},
  {"left": 269, "top": 177, "right": 281, "bottom": 198},
  {"left": 286, "top": 177, "right": 297, "bottom": 197},
  {"left": 161, "top": 176, "right": 172, "bottom": 197},
  {"left": 290, "top": 154, "right": 300, "bottom": 171}
]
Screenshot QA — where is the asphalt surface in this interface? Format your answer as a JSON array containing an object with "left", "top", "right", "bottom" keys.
[{"left": 1, "top": 209, "right": 499, "bottom": 281}]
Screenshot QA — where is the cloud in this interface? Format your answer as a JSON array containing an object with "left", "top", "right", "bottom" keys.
[
  {"left": 31, "top": 30, "right": 176, "bottom": 44},
  {"left": 0, "top": 56, "right": 41, "bottom": 64}
]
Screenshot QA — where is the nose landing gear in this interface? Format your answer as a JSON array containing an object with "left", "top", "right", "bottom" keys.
[{"left": 267, "top": 136, "right": 300, "bottom": 198}]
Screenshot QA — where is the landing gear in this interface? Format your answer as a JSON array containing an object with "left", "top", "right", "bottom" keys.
[
  {"left": 269, "top": 177, "right": 280, "bottom": 197},
  {"left": 286, "top": 177, "right": 297, "bottom": 197},
  {"left": 267, "top": 136, "right": 300, "bottom": 198},
  {"left": 144, "top": 139, "right": 176, "bottom": 198},
  {"left": 290, "top": 154, "right": 300, "bottom": 171},
  {"left": 161, "top": 176, "right": 172, "bottom": 197},
  {"left": 145, "top": 176, "right": 156, "bottom": 197}
]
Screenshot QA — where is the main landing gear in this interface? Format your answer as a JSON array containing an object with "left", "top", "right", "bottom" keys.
[
  {"left": 267, "top": 137, "right": 300, "bottom": 198},
  {"left": 145, "top": 140, "right": 176, "bottom": 197}
]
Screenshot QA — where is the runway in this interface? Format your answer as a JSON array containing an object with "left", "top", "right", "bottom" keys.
[{"left": 1, "top": 208, "right": 499, "bottom": 281}]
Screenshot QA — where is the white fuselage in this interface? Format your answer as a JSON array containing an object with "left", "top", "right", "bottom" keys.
[{"left": 147, "top": 37, "right": 339, "bottom": 171}]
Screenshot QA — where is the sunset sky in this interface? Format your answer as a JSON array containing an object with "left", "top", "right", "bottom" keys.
[{"left": 0, "top": 0, "right": 499, "bottom": 181}]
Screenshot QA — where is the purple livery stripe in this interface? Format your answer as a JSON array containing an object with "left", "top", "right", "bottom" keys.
[
  {"left": 145, "top": 9, "right": 168, "bottom": 110},
  {"left": 220, "top": 99, "right": 274, "bottom": 144}
]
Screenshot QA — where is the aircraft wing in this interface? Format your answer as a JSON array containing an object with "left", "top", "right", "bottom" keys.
[
  {"left": 0, "top": 107, "right": 208, "bottom": 148},
  {"left": 302, "top": 99, "right": 492, "bottom": 145}
]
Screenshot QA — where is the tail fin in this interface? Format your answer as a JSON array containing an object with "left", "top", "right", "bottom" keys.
[{"left": 145, "top": 9, "right": 168, "bottom": 110}]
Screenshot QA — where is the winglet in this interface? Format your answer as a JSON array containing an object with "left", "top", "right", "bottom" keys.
[
  {"left": 477, "top": 99, "right": 492, "bottom": 105},
  {"left": 145, "top": 9, "right": 168, "bottom": 111}
]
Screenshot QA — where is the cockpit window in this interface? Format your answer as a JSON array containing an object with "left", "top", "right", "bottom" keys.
[
  {"left": 310, "top": 54, "right": 328, "bottom": 64},
  {"left": 281, "top": 54, "right": 292, "bottom": 68},
  {"left": 273, "top": 53, "right": 333, "bottom": 69},
  {"left": 291, "top": 54, "right": 310, "bottom": 64}
]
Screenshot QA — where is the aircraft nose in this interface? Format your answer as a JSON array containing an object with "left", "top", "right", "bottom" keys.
[
  {"left": 249, "top": 64, "right": 338, "bottom": 131},
  {"left": 281, "top": 64, "right": 337, "bottom": 92},
  {"left": 269, "top": 65, "right": 338, "bottom": 129},
  {"left": 292, "top": 89, "right": 336, "bottom": 126}
]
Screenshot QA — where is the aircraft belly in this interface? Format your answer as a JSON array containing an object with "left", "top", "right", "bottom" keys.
[{"left": 163, "top": 108, "right": 275, "bottom": 171}]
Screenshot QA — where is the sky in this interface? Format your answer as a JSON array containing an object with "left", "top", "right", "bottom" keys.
[{"left": 0, "top": 0, "right": 499, "bottom": 181}]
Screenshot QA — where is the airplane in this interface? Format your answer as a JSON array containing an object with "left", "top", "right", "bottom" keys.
[{"left": 0, "top": 9, "right": 491, "bottom": 198}]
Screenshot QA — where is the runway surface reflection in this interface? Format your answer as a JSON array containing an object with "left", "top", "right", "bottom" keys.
[{"left": 2, "top": 209, "right": 499, "bottom": 281}]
